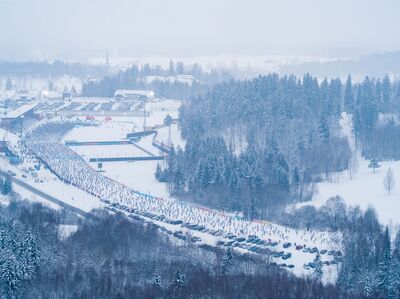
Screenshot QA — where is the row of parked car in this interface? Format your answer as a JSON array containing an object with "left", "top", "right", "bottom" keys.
[
  {"left": 63, "top": 102, "right": 82, "bottom": 111},
  {"left": 102, "top": 200, "right": 343, "bottom": 270},
  {"left": 80, "top": 102, "right": 99, "bottom": 111}
]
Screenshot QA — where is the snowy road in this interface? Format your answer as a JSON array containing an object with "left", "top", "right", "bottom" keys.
[{"left": 0, "top": 169, "right": 96, "bottom": 220}]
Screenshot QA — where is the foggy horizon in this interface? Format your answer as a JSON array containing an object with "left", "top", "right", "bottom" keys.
[{"left": 1, "top": 0, "right": 400, "bottom": 62}]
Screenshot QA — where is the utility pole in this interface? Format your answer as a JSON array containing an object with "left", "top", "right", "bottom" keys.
[
  {"left": 20, "top": 115, "right": 24, "bottom": 137},
  {"left": 3, "top": 100, "right": 8, "bottom": 141},
  {"left": 168, "top": 122, "right": 171, "bottom": 148},
  {"left": 143, "top": 97, "right": 147, "bottom": 132}
]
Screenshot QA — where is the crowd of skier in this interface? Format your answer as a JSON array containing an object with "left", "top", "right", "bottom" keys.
[{"left": 23, "top": 121, "right": 336, "bottom": 250}]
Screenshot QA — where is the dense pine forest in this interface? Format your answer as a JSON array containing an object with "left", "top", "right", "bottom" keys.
[
  {"left": 160, "top": 74, "right": 349, "bottom": 217},
  {"left": 157, "top": 74, "right": 400, "bottom": 219}
]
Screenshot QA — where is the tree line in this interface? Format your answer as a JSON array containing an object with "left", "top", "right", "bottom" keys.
[
  {"left": 0, "top": 60, "right": 107, "bottom": 78},
  {"left": 159, "top": 74, "right": 352, "bottom": 218},
  {"left": 81, "top": 60, "right": 232, "bottom": 99},
  {"left": 0, "top": 199, "right": 358, "bottom": 299},
  {"left": 344, "top": 75, "right": 400, "bottom": 160}
]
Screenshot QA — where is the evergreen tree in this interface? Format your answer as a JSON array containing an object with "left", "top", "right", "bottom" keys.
[
  {"left": 382, "top": 74, "right": 391, "bottom": 104},
  {"left": 19, "top": 230, "right": 41, "bottom": 279},
  {"left": 390, "top": 257, "right": 400, "bottom": 299},
  {"left": 1, "top": 175, "right": 12, "bottom": 195},
  {"left": 353, "top": 85, "right": 363, "bottom": 146},
  {"left": 153, "top": 272, "right": 161, "bottom": 287},
  {"left": 377, "top": 227, "right": 392, "bottom": 297},
  {"left": 344, "top": 75, "right": 354, "bottom": 112},
  {"left": 155, "top": 162, "right": 164, "bottom": 182},
  {"left": 318, "top": 111, "right": 330, "bottom": 141},
  {"left": 313, "top": 253, "right": 323, "bottom": 279},
  {"left": 368, "top": 158, "right": 381, "bottom": 173},
  {"left": 364, "top": 276, "right": 372, "bottom": 298},
  {"left": 173, "top": 270, "right": 187, "bottom": 288},
  {"left": 175, "top": 61, "right": 184, "bottom": 75},
  {"left": 168, "top": 60, "right": 175, "bottom": 76},
  {"left": 221, "top": 247, "right": 233, "bottom": 274},
  {"left": 0, "top": 250, "right": 22, "bottom": 298},
  {"left": 361, "top": 77, "right": 378, "bottom": 132}
]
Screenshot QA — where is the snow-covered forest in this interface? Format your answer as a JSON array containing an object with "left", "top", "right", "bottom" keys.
[{"left": 1, "top": 0, "right": 400, "bottom": 298}]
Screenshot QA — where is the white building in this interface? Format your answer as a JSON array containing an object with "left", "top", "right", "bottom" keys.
[{"left": 114, "top": 89, "right": 154, "bottom": 100}]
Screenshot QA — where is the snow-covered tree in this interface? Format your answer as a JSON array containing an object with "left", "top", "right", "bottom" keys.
[
  {"left": 377, "top": 228, "right": 392, "bottom": 297},
  {"left": 313, "top": 253, "right": 323, "bottom": 279},
  {"left": 364, "top": 276, "right": 372, "bottom": 298},
  {"left": 344, "top": 75, "right": 354, "bottom": 112},
  {"left": 173, "top": 270, "right": 187, "bottom": 288},
  {"left": 1, "top": 175, "right": 12, "bottom": 195},
  {"left": 155, "top": 162, "right": 164, "bottom": 182},
  {"left": 221, "top": 247, "right": 233, "bottom": 274},
  {"left": 368, "top": 158, "right": 381, "bottom": 173},
  {"left": 0, "top": 250, "right": 22, "bottom": 297},
  {"left": 153, "top": 272, "right": 161, "bottom": 287}
]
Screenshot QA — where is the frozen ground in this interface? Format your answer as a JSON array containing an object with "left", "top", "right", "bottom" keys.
[
  {"left": 71, "top": 144, "right": 144, "bottom": 159},
  {"left": 0, "top": 154, "right": 103, "bottom": 213},
  {"left": 64, "top": 120, "right": 134, "bottom": 141},
  {"left": 97, "top": 160, "right": 170, "bottom": 200},
  {"left": 305, "top": 113, "right": 400, "bottom": 225},
  {"left": 155, "top": 124, "right": 186, "bottom": 149}
]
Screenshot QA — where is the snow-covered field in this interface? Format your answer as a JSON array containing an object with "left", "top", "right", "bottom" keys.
[
  {"left": 0, "top": 155, "right": 103, "bottom": 212},
  {"left": 306, "top": 113, "right": 400, "bottom": 225},
  {"left": 155, "top": 124, "right": 186, "bottom": 149}
]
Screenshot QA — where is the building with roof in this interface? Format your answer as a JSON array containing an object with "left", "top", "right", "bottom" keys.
[
  {"left": 0, "top": 103, "right": 38, "bottom": 131},
  {"left": 40, "top": 90, "right": 61, "bottom": 100},
  {"left": 114, "top": 89, "right": 154, "bottom": 101}
]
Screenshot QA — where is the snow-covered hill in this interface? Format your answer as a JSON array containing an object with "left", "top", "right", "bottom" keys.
[{"left": 307, "top": 113, "right": 400, "bottom": 225}]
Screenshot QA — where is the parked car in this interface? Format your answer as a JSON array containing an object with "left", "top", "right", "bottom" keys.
[
  {"left": 283, "top": 242, "right": 292, "bottom": 248},
  {"left": 191, "top": 237, "right": 201, "bottom": 243},
  {"left": 274, "top": 251, "right": 284, "bottom": 258}
]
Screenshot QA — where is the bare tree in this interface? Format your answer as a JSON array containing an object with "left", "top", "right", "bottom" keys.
[
  {"left": 383, "top": 167, "right": 395, "bottom": 194},
  {"left": 348, "top": 151, "right": 359, "bottom": 179}
]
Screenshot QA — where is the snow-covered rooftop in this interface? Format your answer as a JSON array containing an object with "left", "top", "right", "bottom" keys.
[
  {"left": 114, "top": 89, "right": 154, "bottom": 98},
  {"left": 2, "top": 103, "right": 37, "bottom": 119}
]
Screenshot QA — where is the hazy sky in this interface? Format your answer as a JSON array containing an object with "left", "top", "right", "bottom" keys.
[{"left": 1, "top": 0, "right": 399, "bottom": 61}]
